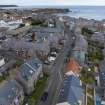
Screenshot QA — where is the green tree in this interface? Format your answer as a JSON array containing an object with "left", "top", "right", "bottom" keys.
[{"left": 81, "top": 27, "right": 94, "bottom": 38}]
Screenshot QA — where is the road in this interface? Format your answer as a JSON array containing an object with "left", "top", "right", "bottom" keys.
[{"left": 37, "top": 25, "right": 75, "bottom": 105}]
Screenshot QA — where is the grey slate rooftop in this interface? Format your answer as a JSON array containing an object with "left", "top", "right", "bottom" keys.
[
  {"left": 2, "top": 38, "right": 50, "bottom": 54},
  {"left": 34, "top": 31, "right": 64, "bottom": 44},
  {"left": 73, "top": 34, "right": 88, "bottom": 52},
  {"left": 91, "top": 32, "right": 105, "bottom": 44},
  {"left": 99, "top": 60, "right": 105, "bottom": 87},
  {"left": 32, "top": 27, "right": 62, "bottom": 33},
  {"left": 58, "top": 75, "right": 83, "bottom": 105},
  {"left": 0, "top": 79, "right": 23, "bottom": 105},
  {"left": 19, "top": 58, "right": 42, "bottom": 81}
]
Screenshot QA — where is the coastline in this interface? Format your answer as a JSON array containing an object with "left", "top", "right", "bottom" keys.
[
  {"left": 1, "top": 5, "right": 105, "bottom": 21},
  {"left": 0, "top": 5, "right": 18, "bottom": 7}
]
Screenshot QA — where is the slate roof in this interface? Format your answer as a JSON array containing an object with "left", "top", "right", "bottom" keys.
[
  {"left": 0, "top": 79, "right": 23, "bottom": 105},
  {"left": 73, "top": 34, "right": 88, "bottom": 52},
  {"left": 91, "top": 32, "right": 105, "bottom": 44},
  {"left": 6, "top": 26, "right": 31, "bottom": 35},
  {"left": 58, "top": 75, "right": 83, "bottom": 105},
  {"left": 19, "top": 58, "right": 42, "bottom": 81},
  {"left": 32, "top": 27, "right": 62, "bottom": 33},
  {"left": 35, "top": 32, "right": 63, "bottom": 44},
  {"left": 99, "top": 60, "right": 105, "bottom": 87},
  {"left": 2, "top": 38, "right": 50, "bottom": 53}
]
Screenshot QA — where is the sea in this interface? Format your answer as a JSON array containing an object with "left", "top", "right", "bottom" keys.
[{"left": 1, "top": 6, "right": 105, "bottom": 20}]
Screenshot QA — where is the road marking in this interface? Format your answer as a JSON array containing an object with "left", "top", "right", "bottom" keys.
[
  {"left": 59, "top": 70, "right": 62, "bottom": 82},
  {"left": 47, "top": 80, "right": 52, "bottom": 90}
]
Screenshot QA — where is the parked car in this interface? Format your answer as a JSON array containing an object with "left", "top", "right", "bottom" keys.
[
  {"left": 50, "top": 48, "right": 59, "bottom": 53},
  {"left": 41, "top": 92, "right": 48, "bottom": 101},
  {"left": 48, "top": 53, "right": 57, "bottom": 62},
  {"left": 44, "top": 60, "right": 50, "bottom": 65},
  {"left": 50, "top": 52, "right": 57, "bottom": 55}
]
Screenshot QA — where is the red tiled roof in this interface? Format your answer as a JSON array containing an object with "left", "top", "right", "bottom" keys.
[{"left": 66, "top": 58, "right": 79, "bottom": 74}]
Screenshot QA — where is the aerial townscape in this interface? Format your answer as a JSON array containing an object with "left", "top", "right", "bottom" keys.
[{"left": 0, "top": 4, "right": 105, "bottom": 105}]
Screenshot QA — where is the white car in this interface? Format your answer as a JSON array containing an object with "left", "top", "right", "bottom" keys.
[
  {"left": 50, "top": 52, "right": 57, "bottom": 55},
  {"left": 48, "top": 56, "right": 56, "bottom": 62},
  {"left": 48, "top": 53, "right": 57, "bottom": 62}
]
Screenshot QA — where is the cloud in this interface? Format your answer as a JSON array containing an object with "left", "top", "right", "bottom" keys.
[{"left": 0, "top": 0, "right": 105, "bottom": 5}]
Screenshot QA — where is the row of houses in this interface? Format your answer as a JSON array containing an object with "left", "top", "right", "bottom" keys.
[
  {"left": 0, "top": 19, "right": 23, "bottom": 30},
  {"left": 95, "top": 60, "right": 105, "bottom": 105},
  {"left": 56, "top": 58, "right": 84, "bottom": 105},
  {"left": 2, "top": 38, "right": 50, "bottom": 59},
  {"left": 72, "top": 33, "right": 88, "bottom": 66},
  {"left": 80, "top": 30, "right": 105, "bottom": 104},
  {"left": 74, "top": 17, "right": 105, "bottom": 33},
  {"left": 84, "top": 30, "right": 105, "bottom": 104},
  {"left": 56, "top": 33, "right": 88, "bottom": 105},
  {"left": 1, "top": 26, "right": 65, "bottom": 61},
  {"left": 0, "top": 57, "right": 43, "bottom": 105}
]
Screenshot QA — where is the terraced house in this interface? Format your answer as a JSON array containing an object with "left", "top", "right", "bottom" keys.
[
  {"left": 56, "top": 75, "right": 84, "bottom": 105},
  {"left": 0, "top": 79, "right": 24, "bottom": 105}
]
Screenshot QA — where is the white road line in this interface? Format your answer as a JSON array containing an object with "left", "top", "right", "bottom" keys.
[
  {"left": 47, "top": 80, "right": 52, "bottom": 90},
  {"left": 59, "top": 71, "right": 62, "bottom": 82}
]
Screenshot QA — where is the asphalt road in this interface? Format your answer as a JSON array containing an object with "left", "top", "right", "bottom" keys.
[{"left": 37, "top": 25, "right": 75, "bottom": 105}]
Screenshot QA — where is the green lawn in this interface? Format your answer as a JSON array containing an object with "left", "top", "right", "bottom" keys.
[{"left": 27, "top": 73, "right": 49, "bottom": 105}]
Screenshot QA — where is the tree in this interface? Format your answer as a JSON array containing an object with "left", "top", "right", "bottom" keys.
[
  {"left": 31, "top": 20, "right": 43, "bottom": 26},
  {"left": 31, "top": 32, "right": 36, "bottom": 41},
  {"left": 81, "top": 27, "right": 94, "bottom": 38}
]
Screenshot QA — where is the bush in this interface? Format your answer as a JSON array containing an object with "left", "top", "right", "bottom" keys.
[
  {"left": 16, "top": 59, "right": 23, "bottom": 67},
  {"left": 80, "top": 67, "right": 95, "bottom": 84},
  {"left": 87, "top": 96, "right": 94, "bottom": 105},
  {"left": 19, "top": 23, "right": 25, "bottom": 28},
  {"left": 87, "top": 44, "right": 104, "bottom": 61},
  {"left": 81, "top": 27, "right": 94, "bottom": 38},
  {"left": 0, "top": 73, "right": 9, "bottom": 83},
  {"left": 31, "top": 20, "right": 44, "bottom": 26}
]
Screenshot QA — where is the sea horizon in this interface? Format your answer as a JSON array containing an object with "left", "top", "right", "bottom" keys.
[{"left": 1, "top": 5, "right": 105, "bottom": 21}]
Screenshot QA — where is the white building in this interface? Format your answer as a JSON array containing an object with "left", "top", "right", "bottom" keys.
[{"left": 0, "top": 19, "right": 23, "bottom": 30}]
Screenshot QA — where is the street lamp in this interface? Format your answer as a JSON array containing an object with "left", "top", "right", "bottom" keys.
[{"left": 88, "top": 68, "right": 91, "bottom": 72}]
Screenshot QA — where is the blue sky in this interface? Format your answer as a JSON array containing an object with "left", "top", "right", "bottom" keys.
[{"left": 0, "top": 0, "right": 105, "bottom": 6}]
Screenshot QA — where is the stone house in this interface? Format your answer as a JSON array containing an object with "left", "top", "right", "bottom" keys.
[{"left": 16, "top": 58, "right": 43, "bottom": 95}]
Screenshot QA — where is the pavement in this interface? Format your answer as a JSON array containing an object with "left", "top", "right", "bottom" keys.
[{"left": 37, "top": 25, "right": 75, "bottom": 105}]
